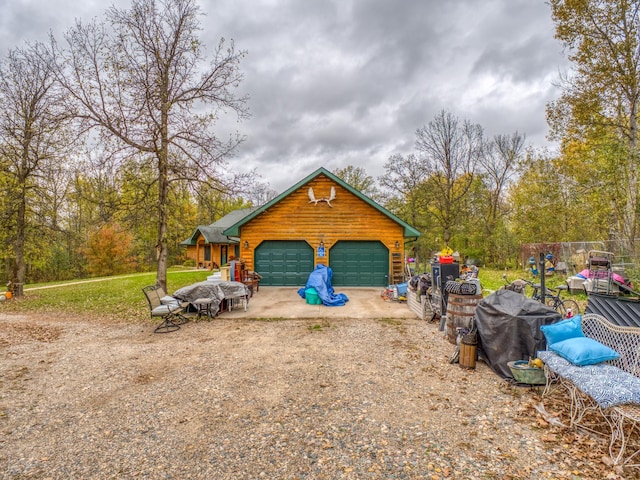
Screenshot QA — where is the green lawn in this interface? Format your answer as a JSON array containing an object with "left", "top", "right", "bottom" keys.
[
  {"left": 0, "top": 268, "right": 212, "bottom": 322},
  {"left": 477, "top": 267, "right": 589, "bottom": 310}
]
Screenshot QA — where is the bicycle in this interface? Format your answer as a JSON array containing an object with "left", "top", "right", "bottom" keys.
[
  {"left": 502, "top": 275, "right": 580, "bottom": 318},
  {"left": 540, "top": 285, "right": 580, "bottom": 318}
]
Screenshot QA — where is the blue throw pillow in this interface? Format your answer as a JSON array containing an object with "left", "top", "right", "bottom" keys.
[
  {"left": 540, "top": 315, "right": 584, "bottom": 346},
  {"left": 549, "top": 337, "right": 620, "bottom": 366}
]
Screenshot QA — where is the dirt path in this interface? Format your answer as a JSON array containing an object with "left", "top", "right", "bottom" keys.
[{"left": 0, "top": 311, "right": 626, "bottom": 479}]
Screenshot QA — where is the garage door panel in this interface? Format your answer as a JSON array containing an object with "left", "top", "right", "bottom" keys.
[
  {"left": 330, "top": 241, "right": 389, "bottom": 287},
  {"left": 255, "top": 240, "right": 313, "bottom": 286}
]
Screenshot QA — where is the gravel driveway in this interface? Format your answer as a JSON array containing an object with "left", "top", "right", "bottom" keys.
[{"left": 0, "top": 290, "right": 629, "bottom": 479}]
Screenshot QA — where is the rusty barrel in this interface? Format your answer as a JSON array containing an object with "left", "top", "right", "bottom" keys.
[{"left": 446, "top": 293, "right": 482, "bottom": 345}]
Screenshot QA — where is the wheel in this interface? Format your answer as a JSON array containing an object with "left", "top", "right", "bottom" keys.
[
  {"left": 544, "top": 294, "right": 557, "bottom": 308},
  {"left": 556, "top": 299, "right": 581, "bottom": 318}
]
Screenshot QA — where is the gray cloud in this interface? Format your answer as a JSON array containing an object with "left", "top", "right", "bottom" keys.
[{"left": 0, "top": 0, "right": 568, "bottom": 193}]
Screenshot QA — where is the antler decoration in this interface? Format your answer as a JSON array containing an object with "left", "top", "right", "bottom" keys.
[{"left": 308, "top": 186, "right": 336, "bottom": 207}]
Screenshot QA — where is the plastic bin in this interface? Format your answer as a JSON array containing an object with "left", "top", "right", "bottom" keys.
[
  {"left": 305, "top": 288, "right": 323, "bottom": 305},
  {"left": 507, "top": 360, "right": 546, "bottom": 385}
]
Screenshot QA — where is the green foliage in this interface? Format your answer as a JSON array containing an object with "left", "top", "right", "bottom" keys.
[
  {"left": 548, "top": 0, "right": 640, "bottom": 250},
  {"left": 333, "top": 165, "right": 381, "bottom": 201},
  {"left": 508, "top": 154, "right": 566, "bottom": 243}
]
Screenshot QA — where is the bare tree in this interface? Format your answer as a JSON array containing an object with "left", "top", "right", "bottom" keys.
[
  {"left": 0, "top": 43, "right": 72, "bottom": 295},
  {"left": 245, "top": 182, "right": 278, "bottom": 207},
  {"left": 415, "top": 110, "right": 484, "bottom": 246},
  {"left": 51, "top": 0, "right": 249, "bottom": 291},
  {"left": 480, "top": 131, "right": 526, "bottom": 224}
]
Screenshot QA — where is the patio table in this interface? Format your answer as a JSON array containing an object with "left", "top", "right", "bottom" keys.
[{"left": 172, "top": 280, "right": 250, "bottom": 316}]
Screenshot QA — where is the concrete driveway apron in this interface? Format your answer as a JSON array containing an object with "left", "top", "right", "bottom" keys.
[{"left": 221, "top": 287, "right": 418, "bottom": 320}]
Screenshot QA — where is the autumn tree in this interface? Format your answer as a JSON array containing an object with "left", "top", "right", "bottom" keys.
[
  {"left": 83, "top": 223, "right": 137, "bottom": 276},
  {"left": 506, "top": 150, "right": 608, "bottom": 247},
  {"left": 333, "top": 165, "right": 381, "bottom": 201},
  {"left": 379, "top": 153, "right": 429, "bottom": 228},
  {"left": 50, "top": 0, "right": 250, "bottom": 291},
  {"left": 0, "top": 43, "right": 73, "bottom": 295},
  {"left": 377, "top": 154, "right": 433, "bottom": 262},
  {"left": 548, "top": 0, "right": 640, "bottom": 255}
]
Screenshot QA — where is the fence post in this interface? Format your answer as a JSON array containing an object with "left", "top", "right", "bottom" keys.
[{"left": 539, "top": 252, "right": 546, "bottom": 303}]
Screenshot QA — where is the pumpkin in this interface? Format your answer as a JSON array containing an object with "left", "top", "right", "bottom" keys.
[{"left": 4, "top": 291, "right": 12, "bottom": 299}]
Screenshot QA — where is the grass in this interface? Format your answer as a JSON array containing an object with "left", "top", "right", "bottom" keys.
[
  {"left": 477, "top": 267, "right": 589, "bottom": 311},
  {"left": 0, "top": 268, "right": 212, "bottom": 322},
  {"left": 0, "top": 267, "right": 591, "bottom": 322},
  {"left": 378, "top": 318, "right": 403, "bottom": 326}
]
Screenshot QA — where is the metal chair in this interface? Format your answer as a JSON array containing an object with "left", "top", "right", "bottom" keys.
[{"left": 142, "top": 285, "right": 188, "bottom": 333}]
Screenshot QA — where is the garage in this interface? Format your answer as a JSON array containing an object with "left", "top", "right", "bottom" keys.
[
  {"left": 255, "top": 240, "right": 314, "bottom": 286},
  {"left": 329, "top": 241, "right": 389, "bottom": 287},
  {"left": 219, "top": 168, "right": 421, "bottom": 287}
]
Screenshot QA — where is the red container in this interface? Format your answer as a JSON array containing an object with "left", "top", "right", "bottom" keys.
[{"left": 439, "top": 255, "right": 454, "bottom": 264}]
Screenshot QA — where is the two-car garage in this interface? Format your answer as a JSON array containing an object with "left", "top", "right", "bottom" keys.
[
  {"left": 255, "top": 240, "right": 389, "bottom": 287},
  {"left": 220, "top": 168, "right": 421, "bottom": 288}
]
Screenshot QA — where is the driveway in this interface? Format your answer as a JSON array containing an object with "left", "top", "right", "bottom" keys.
[{"left": 222, "top": 286, "right": 418, "bottom": 320}]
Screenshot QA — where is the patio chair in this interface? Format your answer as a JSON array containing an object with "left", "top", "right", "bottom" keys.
[{"left": 142, "top": 285, "right": 188, "bottom": 333}]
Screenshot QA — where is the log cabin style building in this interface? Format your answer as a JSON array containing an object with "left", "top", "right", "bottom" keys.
[
  {"left": 181, "top": 207, "right": 258, "bottom": 270},
  {"left": 182, "top": 167, "right": 421, "bottom": 286}
]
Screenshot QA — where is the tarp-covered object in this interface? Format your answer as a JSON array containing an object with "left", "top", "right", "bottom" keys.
[
  {"left": 475, "top": 289, "right": 562, "bottom": 379},
  {"left": 172, "top": 280, "right": 250, "bottom": 313},
  {"left": 297, "top": 265, "right": 349, "bottom": 306}
]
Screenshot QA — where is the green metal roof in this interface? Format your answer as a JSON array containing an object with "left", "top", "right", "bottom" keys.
[
  {"left": 222, "top": 167, "right": 421, "bottom": 238},
  {"left": 180, "top": 208, "right": 259, "bottom": 246},
  {"left": 180, "top": 225, "right": 239, "bottom": 246},
  {"left": 210, "top": 207, "right": 259, "bottom": 228}
]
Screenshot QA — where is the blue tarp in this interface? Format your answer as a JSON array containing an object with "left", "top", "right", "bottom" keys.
[{"left": 297, "top": 264, "right": 349, "bottom": 306}]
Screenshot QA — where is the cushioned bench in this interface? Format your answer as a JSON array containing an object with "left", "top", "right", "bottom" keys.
[{"left": 539, "top": 313, "right": 640, "bottom": 466}]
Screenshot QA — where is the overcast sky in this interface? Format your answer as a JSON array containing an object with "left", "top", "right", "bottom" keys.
[{"left": 0, "top": 0, "right": 568, "bottom": 193}]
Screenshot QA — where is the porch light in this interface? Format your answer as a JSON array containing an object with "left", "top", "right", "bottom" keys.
[
  {"left": 395, "top": 241, "right": 400, "bottom": 248},
  {"left": 243, "top": 240, "right": 249, "bottom": 248}
]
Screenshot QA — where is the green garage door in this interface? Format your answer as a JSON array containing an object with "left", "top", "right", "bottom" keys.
[
  {"left": 329, "top": 241, "right": 389, "bottom": 286},
  {"left": 255, "top": 240, "right": 314, "bottom": 286}
]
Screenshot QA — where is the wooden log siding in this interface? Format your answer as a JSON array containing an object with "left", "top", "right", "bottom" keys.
[{"left": 239, "top": 176, "right": 404, "bottom": 272}]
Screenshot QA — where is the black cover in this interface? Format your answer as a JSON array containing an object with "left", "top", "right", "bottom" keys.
[{"left": 474, "top": 289, "right": 562, "bottom": 379}]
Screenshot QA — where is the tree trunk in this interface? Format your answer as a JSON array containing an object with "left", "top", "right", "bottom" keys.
[
  {"left": 13, "top": 186, "right": 27, "bottom": 297},
  {"left": 622, "top": 102, "right": 639, "bottom": 255},
  {"left": 156, "top": 98, "right": 170, "bottom": 292},
  {"left": 156, "top": 152, "right": 169, "bottom": 292}
]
